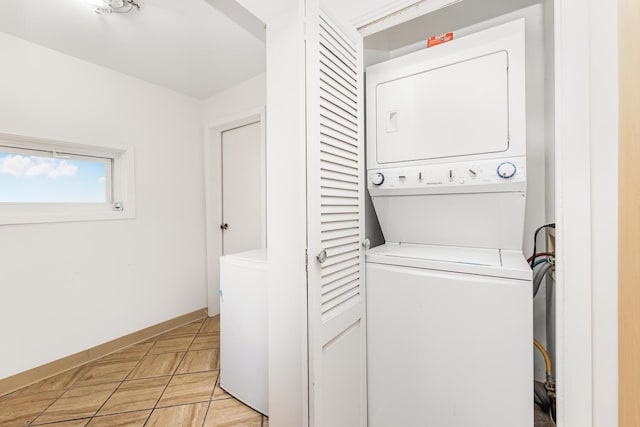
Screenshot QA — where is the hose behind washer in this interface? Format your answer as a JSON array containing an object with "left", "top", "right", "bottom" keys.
[
  {"left": 534, "top": 339, "right": 553, "bottom": 377},
  {"left": 533, "top": 260, "right": 554, "bottom": 297}
]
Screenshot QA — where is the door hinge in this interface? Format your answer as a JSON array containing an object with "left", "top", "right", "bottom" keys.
[
  {"left": 303, "top": 18, "right": 317, "bottom": 43},
  {"left": 305, "top": 248, "right": 309, "bottom": 272}
]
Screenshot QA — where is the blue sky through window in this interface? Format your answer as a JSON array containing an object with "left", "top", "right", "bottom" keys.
[{"left": 0, "top": 152, "right": 108, "bottom": 203}]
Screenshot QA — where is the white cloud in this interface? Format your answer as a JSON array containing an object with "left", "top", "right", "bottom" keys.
[
  {"left": 0, "top": 155, "right": 78, "bottom": 179},
  {"left": 98, "top": 176, "right": 106, "bottom": 183},
  {"left": 48, "top": 160, "right": 78, "bottom": 178},
  {"left": 0, "top": 155, "right": 32, "bottom": 177},
  {"left": 24, "top": 161, "right": 52, "bottom": 177}
]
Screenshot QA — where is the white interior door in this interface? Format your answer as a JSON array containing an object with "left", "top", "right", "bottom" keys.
[
  {"left": 305, "top": 4, "right": 366, "bottom": 426},
  {"left": 221, "top": 121, "right": 263, "bottom": 255}
]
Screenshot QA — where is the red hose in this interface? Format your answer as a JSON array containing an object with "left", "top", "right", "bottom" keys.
[{"left": 527, "top": 252, "right": 554, "bottom": 263}]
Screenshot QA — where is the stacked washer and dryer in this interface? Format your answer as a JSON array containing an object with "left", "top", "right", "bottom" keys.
[{"left": 365, "top": 20, "right": 533, "bottom": 426}]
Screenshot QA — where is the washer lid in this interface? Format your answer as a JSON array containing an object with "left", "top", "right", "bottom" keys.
[{"left": 366, "top": 243, "right": 531, "bottom": 281}]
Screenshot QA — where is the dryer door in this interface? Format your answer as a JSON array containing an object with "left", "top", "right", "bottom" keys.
[{"left": 376, "top": 50, "right": 510, "bottom": 164}]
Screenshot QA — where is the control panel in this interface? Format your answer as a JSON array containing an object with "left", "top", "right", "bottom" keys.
[{"left": 368, "top": 157, "right": 526, "bottom": 196}]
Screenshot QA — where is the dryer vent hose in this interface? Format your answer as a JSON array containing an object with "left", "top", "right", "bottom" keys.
[{"left": 533, "top": 260, "right": 554, "bottom": 297}]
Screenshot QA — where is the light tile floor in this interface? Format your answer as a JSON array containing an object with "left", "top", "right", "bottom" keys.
[{"left": 0, "top": 316, "right": 268, "bottom": 427}]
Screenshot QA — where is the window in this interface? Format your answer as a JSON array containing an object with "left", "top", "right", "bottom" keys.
[
  {"left": 0, "top": 133, "right": 135, "bottom": 224},
  {"left": 0, "top": 149, "right": 111, "bottom": 203}
]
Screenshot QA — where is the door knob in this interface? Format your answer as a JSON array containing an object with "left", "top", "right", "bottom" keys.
[
  {"left": 220, "top": 223, "right": 229, "bottom": 230},
  {"left": 316, "top": 249, "right": 327, "bottom": 264}
]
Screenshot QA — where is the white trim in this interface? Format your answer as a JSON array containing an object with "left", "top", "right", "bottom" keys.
[
  {"left": 553, "top": 0, "right": 593, "bottom": 425},
  {"left": 352, "top": 0, "right": 419, "bottom": 27},
  {"left": 356, "top": 0, "right": 462, "bottom": 37},
  {"left": 588, "top": 0, "right": 619, "bottom": 424},
  {"left": 203, "top": 108, "right": 266, "bottom": 317},
  {"left": 0, "top": 132, "right": 136, "bottom": 225}
]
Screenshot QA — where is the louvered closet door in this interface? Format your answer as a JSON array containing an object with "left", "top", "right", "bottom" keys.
[{"left": 305, "top": 4, "right": 366, "bottom": 427}]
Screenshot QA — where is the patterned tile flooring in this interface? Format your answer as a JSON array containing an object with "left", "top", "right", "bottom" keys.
[
  {"left": 0, "top": 316, "right": 268, "bottom": 427},
  {"left": 0, "top": 315, "right": 555, "bottom": 427}
]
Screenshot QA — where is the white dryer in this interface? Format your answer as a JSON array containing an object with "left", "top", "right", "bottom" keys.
[{"left": 365, "top": 20, "right": 533, "bottom": 427}]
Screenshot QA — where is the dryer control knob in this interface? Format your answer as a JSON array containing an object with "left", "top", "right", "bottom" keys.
[
  {"left": 371, "top": 172, "right": 385, "bottom": 186},
  {"left": 496, "top": 162, "right": 517, "bottom": 179}
]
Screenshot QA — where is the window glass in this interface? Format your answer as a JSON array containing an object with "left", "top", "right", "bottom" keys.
[{"left": 0, "top": 151, "right": 110, "bottom": 203}]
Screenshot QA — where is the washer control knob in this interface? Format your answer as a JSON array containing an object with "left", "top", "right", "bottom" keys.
[
  {"left": 496, "top": 162, "right": 517, "bottom": 179},
  {"left": 371, "top": 172, "right": 385, "bottom": 186}
]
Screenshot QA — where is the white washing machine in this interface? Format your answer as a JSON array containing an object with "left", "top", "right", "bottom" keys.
[
  {"left": 365, "top": 20, "right": 533, "bottom": 426},
  {"left": 366, "top": 245, "right": 532, "bottom": 426}
]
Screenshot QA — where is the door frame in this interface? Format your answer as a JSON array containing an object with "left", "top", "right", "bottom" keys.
[
  {"left": 554, "top": 1, "right": 619, "bottom": 425},
  {"left": 204, "top": 108, "right": 266, "bottom": 316},
  {"left": 552, "top": 1, "right": 594, "bottom": 424},
  {"left": 353, "top": 0, "right": 617, "bottom": 425}
]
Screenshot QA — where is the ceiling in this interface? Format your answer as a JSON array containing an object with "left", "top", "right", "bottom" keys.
[
  {"left": 0, "top": 0, "right": 266, "bottom": 99},
  {"left": 364, "top": 0, "right": 544, "bottom": 50},
  {"left": 1, "top": 0, "right": 535, "bottom": 98},
  {"left": 232, "top": 0, "right": 413, "bottom": 29}
]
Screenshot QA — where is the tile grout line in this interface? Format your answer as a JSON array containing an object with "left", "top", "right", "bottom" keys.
[
  {"left": 27, "top": 384, "right": 77, "bottom": 426},
  {"left": 202, "top": 400, "right": 214, "bottom": 427},
  {"left": 86, "top": 329, "right": 164, "bottom": 424},
  {"left": 24, "top": 362, "right": 109, "bottom": 426},
  {"left": 32, "top": 415, "right": 92, "bottom": 426},
  {"left": 142, "top": 325, "right": 203, "bottom": 427},
  {"left": 20, "top": 317, "right": 212, "bottom": 427},
  {"left": 200, "top": 360, "right": 221, "bottom": 427},
  {"left": 27, "top": 322, "right": 165, "bottom": 426},
  {"left": 85, "top": 381, "right": 124, "bottom": 425},
  {"left": 139, "top": 398, "right": 212, "bottom": 411},
  {"left": 52, "top": 319, "right": 206, "bottom": 426},
  {"left": 186, "top": 318, "right": 207, "bottom": 353}
]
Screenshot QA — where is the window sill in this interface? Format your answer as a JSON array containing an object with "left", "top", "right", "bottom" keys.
[{"left": 0, "top": 204, "right": 136, "bottom": 225}]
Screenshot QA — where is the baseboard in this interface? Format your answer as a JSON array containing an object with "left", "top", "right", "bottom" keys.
[{"left": 0, "top": 308, "right": 208, "bottom": 397}]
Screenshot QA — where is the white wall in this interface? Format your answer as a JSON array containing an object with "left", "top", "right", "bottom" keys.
[
  {"left": 0, "top": 32, "right": 208, "bottom": 380},
  {"left": 203, "top": 73, "right": 265, "bottom": 124},
  {"left": 265, "top": 9, "right": 309, "bottom": 427},
  {"left": 233, "top": 0, "right": 296, "bottom": 24},
  {"left": 202, "top": 73, "right": 266, "bottom": 316}
]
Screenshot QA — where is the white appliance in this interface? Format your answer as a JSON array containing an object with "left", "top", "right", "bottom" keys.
[
  {"left": 365, "top": 20, "right": 533, "bottom": 426},
  {"left": 219, "top": 249, "right": 268, "bottom": 415}
]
